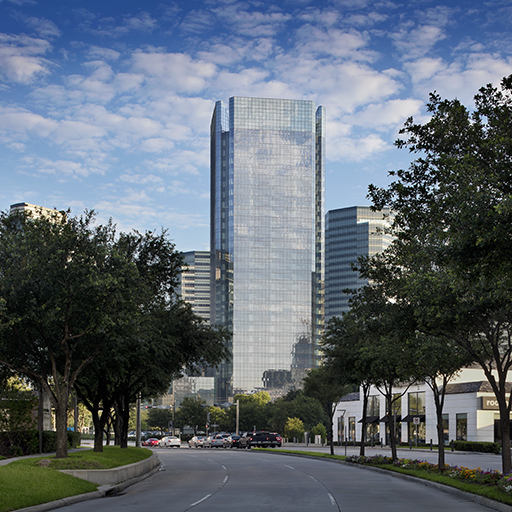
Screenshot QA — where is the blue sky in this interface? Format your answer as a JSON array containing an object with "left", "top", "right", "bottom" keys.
[{"left": 1, "top": 0, "right": 511, "bottom": 252}]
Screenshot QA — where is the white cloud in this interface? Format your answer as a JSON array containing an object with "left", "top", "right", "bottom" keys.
[
  {"left": 405, "top": 53, "right": 512, "bottom": 104},
  {"left": 119, "top": 173, "right": 164, "bottom": 185},
  {"left": 390, "top": 24, "right": 447, "bottom": 60},
  {"left": 328, "top": 133, "right": 389, "bottom": 161},
  {"left": 212, "top": 4, "right": 292, "bottom": 36},
  {"left": 131, "top": 52, "right": 217, "bottom": 94},
  {"left": 344, "top": 99, "right": 424, "bottom": 129},
  {"left": 293, "top": 26, "right": 375, "bottom": 61},
  {"left": 0, "top": 34, "right": 52, "bottom": 83}
]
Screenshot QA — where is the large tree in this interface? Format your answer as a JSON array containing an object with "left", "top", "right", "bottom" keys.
[
  {"left": 368, "top": 75, "right": 512, "bottom": 473},
  {"left": 0, "top": 209, "right": 134, "bottom": 458},
  {"left": 303, "top": 366, "right": 349, "bottom": 455}
]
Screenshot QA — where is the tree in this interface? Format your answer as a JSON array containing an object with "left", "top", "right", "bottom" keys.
[
  {"left": 268, "top": 390, "right": 327, "bottom": 435},
  {"left": 176, "top": 396, "right": 206, "bottom": 435},
  {"left": 303, "top": 366, "right": 349, "bottom": 455},
  {"left": 283, "top": 417, "right": 304, "bottom": 441},
  {"left": 73, "top": 229, "right": 231, "bottom": 451},
  {"left": 322, "top": 312, "right": 375, "bottom": 457},
  {"left": 0, "top": 209, "right": 135, "bottom": 458},
  {"left": 368, "top": 75, "right": 512, "bottom": 473}
]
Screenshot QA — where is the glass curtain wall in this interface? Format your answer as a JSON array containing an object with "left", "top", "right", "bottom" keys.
[{"left": 211, "top": 97, "right": 324, "bottom": 401}]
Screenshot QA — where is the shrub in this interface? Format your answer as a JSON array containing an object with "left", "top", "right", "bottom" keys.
[{"left": 453, "top": 441, "right": 500, "bottom": 454}]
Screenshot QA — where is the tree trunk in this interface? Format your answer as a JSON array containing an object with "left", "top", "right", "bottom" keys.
[
  {"left": 360, "top": 390, "right": 369, "bottom": 457},
  {"left": 500, "top": 408, "right": 512, "bottom": 474},
  {"left": 386, "top": 394, "right": 397, "bottom": 461},
  {"left": 54, "top": 401, "right": 69, "bottom": 458}
]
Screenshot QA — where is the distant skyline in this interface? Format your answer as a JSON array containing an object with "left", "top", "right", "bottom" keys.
[{"left": 1, "top": 0, "right": 511, "bottom": 252}]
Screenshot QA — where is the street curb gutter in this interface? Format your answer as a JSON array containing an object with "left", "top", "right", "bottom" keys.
[
  {"left": 13, "top": 455, "right": 162, "bottom": 512},
  {"left": 256, "top": 450, "right": 512, "bottom": 512}
]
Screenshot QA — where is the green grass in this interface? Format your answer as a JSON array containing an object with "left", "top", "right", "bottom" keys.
[
  {"left": 255, "top": 448, "right": 512, "bottom": 506},
  {"left": 0, "top": 446, "right": 152, "bottom": 512}
]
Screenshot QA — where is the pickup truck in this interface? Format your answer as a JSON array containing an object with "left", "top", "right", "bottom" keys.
[{"left": 238, "top": 431, "right": 282, "bottom": 449}]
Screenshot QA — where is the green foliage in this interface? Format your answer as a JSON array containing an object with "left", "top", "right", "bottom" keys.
[
  {"left": 310, "top": 422, "right": 327, "bottom": 442},
  {"left": 366, "top": 74, "right": 512, "bottom": 474},
  {"left": 283, "top": 417, "right": 304, "bottom": 440},
  {"left": 269, "top": 390, "right": 327, "bottom": 433},
  {"left": 453, "top": 441, "right": 501, "bottom": 454},
  {"left": 146, "top": 408, "right": 173, "bottom": 431},
  {"left": 176, "top": 397, "right": 206, "bottom": 434},
  {"left": 0, "top": 381, "right": 37, "bottom": 435},
  {"left": 234, "top": 391, "right": 271, "bottom": 405}
]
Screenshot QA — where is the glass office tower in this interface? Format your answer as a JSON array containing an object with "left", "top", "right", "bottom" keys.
[
  {"left": 211, "top": 97, "right": 325, "bottom": 401},
  {"left": 325, "top": 206, "right": 393, "bottom": 322}
]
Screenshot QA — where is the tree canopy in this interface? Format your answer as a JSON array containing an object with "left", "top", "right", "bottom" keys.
[{"left": 367, "top": 74, "right": 512, "bottom": 473}]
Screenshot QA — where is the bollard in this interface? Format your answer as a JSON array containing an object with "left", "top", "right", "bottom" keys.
[
  {"left": 451, "top": 439, "right": 454, "bottom": 452},
  {"left": 409, "top": 438, "right": 412, "bottom": 450},
  {"left": 430, "top": 439, "right": 433, "bottom": 451}
]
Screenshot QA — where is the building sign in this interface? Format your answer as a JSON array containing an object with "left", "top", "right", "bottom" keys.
[{"left": 480, "top": 397, "right": 501, "bottom": 410}]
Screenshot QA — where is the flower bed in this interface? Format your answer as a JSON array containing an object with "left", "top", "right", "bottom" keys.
[{"left": 345, "top": 455, "right": 510, "bottom": 494}]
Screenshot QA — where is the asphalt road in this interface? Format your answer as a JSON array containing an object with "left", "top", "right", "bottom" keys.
[
  {"left": 61, "top": 446, "right": 505, "bottom": 512},
  {"left": 278, "top": 443, "right": 506, "bottom": 472}
]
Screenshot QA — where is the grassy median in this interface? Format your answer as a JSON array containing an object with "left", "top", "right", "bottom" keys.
[{"left": 0, "top": 446, "right": 152, "bottom": 512}]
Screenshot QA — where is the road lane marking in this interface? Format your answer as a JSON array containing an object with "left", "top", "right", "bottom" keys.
[
  {"left": 223, "top": 476, "right": 228, "bottom": 483},
  {"left": 328, "top": 493, "right": 336, "bottom": 506},
  {"left": 309, "top": 475, "right": 318, "bottom": 482},
  {"left": 190, "top": 494, "right": 212, "bottom": 507},
  {"left": 284, "top": 465, "right": 295, "bottom": 469},
  {"left": 222, "top": 465, "right": 227, "bottom": 470}
]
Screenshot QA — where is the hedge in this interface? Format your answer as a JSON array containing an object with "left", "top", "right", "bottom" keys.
[{"left": 0, "top": 430, "right": 81, "bottom": 457}]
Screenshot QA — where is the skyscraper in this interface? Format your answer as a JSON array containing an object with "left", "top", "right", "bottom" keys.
[
  {"left": 210, "top": 97, "right": 325, "bottom": 401},
  {"left": 325, "top": 206, "right": 393, "bottom": 322},
  {"left": 180, "top": 251, "right": 211, "bottom": 322}
]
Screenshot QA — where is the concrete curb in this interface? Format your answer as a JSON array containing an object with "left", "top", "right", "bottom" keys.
[
  {"left": 60, "top": 452, "right": 160, "bottom": 485},
  {"left": 256, "top": 449, "right": 512, "bottom": 512},
  {"left": 11, "top": 454, "right": 162, "bottom": 512}
]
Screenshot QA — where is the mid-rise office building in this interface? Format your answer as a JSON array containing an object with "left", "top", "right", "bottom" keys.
[
  {"left": 210, "top": 97, "right": 325, "bottom": 401},
  {"left": 179, "top": 251, "right": 211, "bottom": 322},
  {"left": 325, "top": 206, "right": 393, "bottom": 322}
]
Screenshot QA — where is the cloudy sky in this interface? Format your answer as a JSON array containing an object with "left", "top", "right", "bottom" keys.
[{"left": 1, "top": 0, "right": 511, "bottom": 251}]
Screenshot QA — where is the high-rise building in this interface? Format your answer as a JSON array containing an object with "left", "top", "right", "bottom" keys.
[
  {"left": 179, "top": 251, "right": 212, "bottom": 322},
  {"left": 325, "top": 206, "right": 393, "bottom": 322},
  {"left": 210, "top": 97, "right": 325, "bottom": 401}
]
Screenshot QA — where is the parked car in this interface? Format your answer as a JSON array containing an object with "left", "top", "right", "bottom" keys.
[
  {"left": 238, "top": 431, "right": 282, "bottom": 449},
  {"left": 229, "top": 435, "right": 241, "bottom": 449},
  {"left": 205, "top": 434, "right": 225, "bottom": 448},
  {"left": 142, "top": 438, "right": 160, "bottom": 446},
  {"left": 220, "top": 434, "right": 232, "bottom": 448},
  {"left": 188, "top": 436, "right": 206, "bottom": 448},
  {"left": 164, "top": 436, "right": 181, "bottom": 448}
]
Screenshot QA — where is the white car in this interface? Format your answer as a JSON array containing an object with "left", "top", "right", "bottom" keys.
[{"left": 164, "top": 435, "right": 181, "bottom": 448}]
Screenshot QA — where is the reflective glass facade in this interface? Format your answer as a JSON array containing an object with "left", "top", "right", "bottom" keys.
[
  {"left": 211, "top": 97, "right": 325, "bottom": 401},
  {"left": 325, "top": 206, "right": 393, "bottom": 321},
  {"left": 180, "top": 251, "right": 212, "bottom": 322}
]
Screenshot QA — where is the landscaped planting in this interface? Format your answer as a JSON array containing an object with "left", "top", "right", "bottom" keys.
[{"left": 345, "top": 455, "right": 511, "bottom": 499}]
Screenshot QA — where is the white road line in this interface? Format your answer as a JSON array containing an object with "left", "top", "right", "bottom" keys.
[
  {"left": 190, "top": 494, "right": 212, "bottom": 507},
  {"left": 223, "top": 476, "right": 228, "bottom": 483},
  {"left": 284, "top": 465, "right": 295, "bottom": 469},
  {"left": 309, "top": 475, "right": 318, "bottom": 482},
  {"left": 328, "top": 493, "right": 336, "bottom": 506},
  {"left": 222, "top": 465, "right": 227, "bottom": 470}
]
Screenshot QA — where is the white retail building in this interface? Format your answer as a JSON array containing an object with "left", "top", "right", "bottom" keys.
[{"left": 333, "top": 367, "right": 509, "bottom": 446}]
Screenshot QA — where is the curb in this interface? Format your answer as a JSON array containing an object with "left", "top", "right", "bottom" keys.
[
  {"left": 256, "top": 449, "right": 512, "bottom": 512},
  {"left": 9, "top": 456, "right": 162, "bottom": 512}
]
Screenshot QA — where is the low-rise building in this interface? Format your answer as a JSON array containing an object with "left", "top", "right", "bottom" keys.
[{"left": 333, "top": 367, "right": 509, "bottom": 446}]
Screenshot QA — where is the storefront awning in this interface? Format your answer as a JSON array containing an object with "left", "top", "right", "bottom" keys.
[
  {"left": 358, "top": 416, "right": 380, "bottom": 424},
  {"left": 402, "top": 414, "right": 426, "bottom": 423},
  {"left": 380, "top": 414, "right": 402, "bottom": 423}
]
